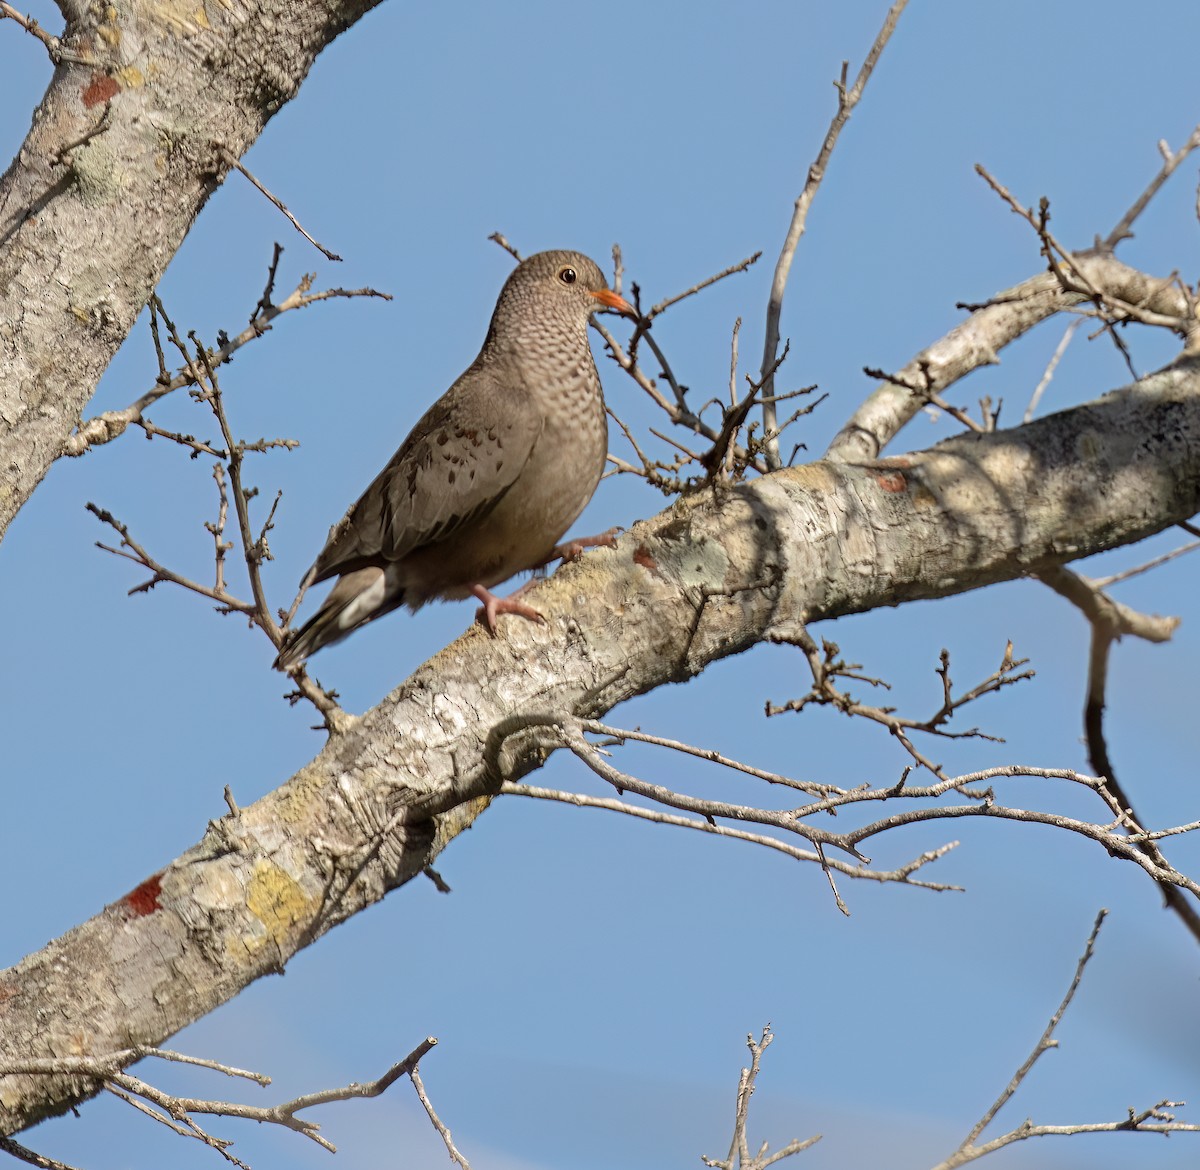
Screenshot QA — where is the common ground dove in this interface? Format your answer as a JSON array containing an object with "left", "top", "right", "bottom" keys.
[{"left": 274, "top": 249, "right": 632, "bottom": 671}]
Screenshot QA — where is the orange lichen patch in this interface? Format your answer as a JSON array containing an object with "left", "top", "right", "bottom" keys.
[
  {"left": 82, "top": 73, "right": 121, "bottom": 108},
  {"left": 633, "top": 545, "right": 658, "bottom": 573},
  {"left": 123, "top": 872, "right": 164, "bottom": 917},
  {"left": 876, "top": 470, "right": 908, "bottom": 493},
  {"left": 0, "top": 979, "right": 18, "bottom": 1006}
]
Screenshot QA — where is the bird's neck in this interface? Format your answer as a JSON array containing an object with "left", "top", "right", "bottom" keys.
[{"left": 486, "top": 313, "right": 594, "bottom": 378}]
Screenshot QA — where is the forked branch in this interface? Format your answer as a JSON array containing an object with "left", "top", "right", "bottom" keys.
[
  {"left": 702, "top": 1027, "right": 820, "bottom": 1170},
  {"left": 64, "top": 247, "right": 389, "bottom": 458},
  {"left": 491, "top": 709, "right": 1200, "bottom": 918},
  {"left": 929, "top": 911, "right": 1200, "bottom": 1168},
  {"left": 0, "top": 1040, "right": 466, "bottom": 1169}
]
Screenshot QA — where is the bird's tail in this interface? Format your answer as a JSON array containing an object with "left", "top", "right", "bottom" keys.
[{"left": 273, "top": 566, "right": 395, "bottom": 671}]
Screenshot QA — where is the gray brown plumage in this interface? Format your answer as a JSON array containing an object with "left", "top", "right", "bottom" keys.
[{"left": 274, "top": 249, "right": 631, "bottom": 671}]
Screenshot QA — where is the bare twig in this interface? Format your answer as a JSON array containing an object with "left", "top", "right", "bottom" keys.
[
  {"left": 969, "top": 910, "right": 1106, "bottom": 1146},
  {"left": 702, "top": 1028, "right": 821, "bottom": 1170},
  {"left": 602, "top": 261, "right": 815, "bottom": 491},
  {"left": 159, "top": 315, "right": 280, "bottom": 641},
  {"left": 138, "top": 1046, "right": 271, "bottom": 1084},
  {"left": 88, "top": 495, "right": 347, "bottom": 734},
  {"left": 1104, "top": 125, "right": 1200, "bottom": 249},
  {"left": 759, "top": 0, "right": 909, "bottom": 467},
  {"left": 0, "top": 1, "right": 92, "bottom": 64},
  {"left": 221, "top": 147, "right": 341, "bottom": 260},
  {"left": 2, "top": 1040, "right": 442, "bottom": 1160},
  {"left": 88, "top": 502, "right": 256, "bottom": 614},
  {"left": 505, "top": 781, "right": 962, "bottom": 891},
  {"left": 488, "top": 231, "right": 522, "bottom": 261},
  {"left": 767, "top": 635, "right": 1034, "bottom": 779},
  {"left": 53, "top": 103, "right": 115, "bottom": 164},
  {"left": 0, "top": 1134, "right": 84, "bottom": 1170},
  {"left": 595, "top": 316, "right": 769, "bottom": 481},
  {"left": 86, "top": 292, "right": 349, "bottom": 733},
  {"left": 929, "top": 911, "right": 1200, "bottom": 1168},
  {"left": 1037, "top": 566, "right": 1199, "bottom": 944},
  {"left": 701, "top": 341, "right": 796, "bottom": 480},
  {"left": 611, "top": 242, "right": 625, "bottom": 296},
  {"left": 1091, "top": 539, "right": 1200, "bottom": 590},
  {"left": 1024, "top": 318, "right": 1081, "bottom": 421},
  {"left": 863, "top": 363, "right": 989, "bottom": 433},
  {"left": 65, "top": 260, "right": 389, "bottom": 457},
  {"left": 411, "top": 1063, "right": 473, "bottom": 1170},
  {"left": 604, "top": 405, "right": 695, "bottom": 494},
  {"left": 726, "top": 317, "right": 742, "bottom": 481},
  {"left": 486, "top": 712, "right": 1200, "bottom": 910},
  {"left": 974, "top": 165, "right": 1188, "bottom": 349},
  {"left": 644, "top": 252, "right": 762, "bottom": 321}
]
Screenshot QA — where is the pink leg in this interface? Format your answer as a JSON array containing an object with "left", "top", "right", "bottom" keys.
[
  {"left": 537, "top": 528, "right": 621, "bottom": 568},
  {"left": 471, "top": 584, "right": 546, "bottom": 636}
]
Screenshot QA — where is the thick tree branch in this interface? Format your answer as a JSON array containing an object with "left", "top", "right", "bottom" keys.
[
  {"left": 3, "top": 354, "right": 1200, "bottom": 1133},
  {"left": 826, "top": 253, "right": 1190, "bottom": 462}
]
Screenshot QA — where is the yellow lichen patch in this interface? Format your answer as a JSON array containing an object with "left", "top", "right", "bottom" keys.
[
  {"left": 150, "top": 0, "right": 211, "bottom": 35},
  {"left": 245, "top": 861, "right": 314, "bottom": 947},
  {"left": 97, "top": 4, "right": 120, "bottom": 45},
  {"left": 116, "top": 66, "right": 145, "bottom": 88},
  {"left": 268, "top": 770, "right": 324, "bottom": 827}
]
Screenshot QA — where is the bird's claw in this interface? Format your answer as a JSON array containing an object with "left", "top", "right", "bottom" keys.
[
  {"left": 546, "top": 528, "right": 622, "bottom": 566},
  {"left": 471, "top": 585, "right": 546, "bottom": 636}
]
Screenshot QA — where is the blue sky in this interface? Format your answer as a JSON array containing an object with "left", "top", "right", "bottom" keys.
[{"left": 3, "top": 2, "right": 1200, "bottom": 1167}]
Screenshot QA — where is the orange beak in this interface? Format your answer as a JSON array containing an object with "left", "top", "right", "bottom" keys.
[{"left": 588, "top": 287, "right": 635, "bottom": 316}]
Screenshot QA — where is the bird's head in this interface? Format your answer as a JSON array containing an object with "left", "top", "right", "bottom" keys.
[{"left": 495, "top": 249, "right": 634, "bottom": 331}]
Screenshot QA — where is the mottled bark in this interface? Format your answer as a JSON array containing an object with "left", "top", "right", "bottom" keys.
[
  {"left": 0, "top": 0, "right": 381, "bottom": 536},
  {"left": 4, "top": 355, "right": 1199, "bottom": 1133}
]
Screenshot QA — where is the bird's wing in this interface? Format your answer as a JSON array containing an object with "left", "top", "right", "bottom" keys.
[{"left": 308, "top": 365, "right": 543, "bottom": 583}]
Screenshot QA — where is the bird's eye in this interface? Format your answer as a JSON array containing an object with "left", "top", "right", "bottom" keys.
[{"left": 559, "top": 267, "right": 577, "bottom": 285}]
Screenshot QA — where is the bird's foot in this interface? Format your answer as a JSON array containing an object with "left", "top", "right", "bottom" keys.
[
  {"left": 540, "top": 528, "right": 622, "bottom": 567},
  {"left": 472, "top": 584, "right": 546, "bottom": 636}
]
